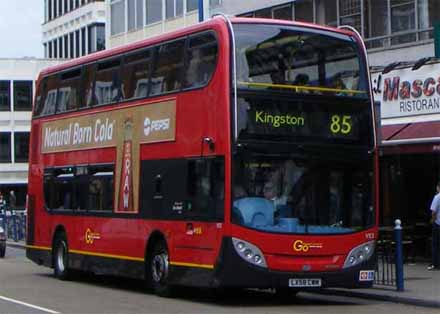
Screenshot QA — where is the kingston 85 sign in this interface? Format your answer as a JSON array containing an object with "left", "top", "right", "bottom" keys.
[{"left": 236, "top": 97, "right": 371, "bottom": 145}]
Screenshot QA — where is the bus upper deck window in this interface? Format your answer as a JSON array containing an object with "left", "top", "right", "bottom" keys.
[
  {"left": 40, "top": 75, "right": 59, "bottom": 116},
  {"left": 95, "top": 58, "right": 123, "bottom": 106},
  {"left": 150, "top": 39, "right": 185, "bottom": 96},
  {"left": 184, "top": 33, "right": 218, "bottom": 89},
  {"left": 122, "top": 49, "right": 152, "bottom": 100}
]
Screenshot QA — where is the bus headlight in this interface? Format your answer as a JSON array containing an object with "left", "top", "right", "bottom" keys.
[
  {"left": 232, "top": 238, "right": 267, "bottom": 268},
  {"left": 343, "top": 241, "right": 375, "bottom": 269}
]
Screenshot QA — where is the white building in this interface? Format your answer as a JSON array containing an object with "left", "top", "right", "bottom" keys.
[
  {"left": 107, "top": 0, "right": 440, "bottom": 67},
  {"left": 43, "top": 0, "right": 106, "bottom": 59},
  {"left": 0, "top": 59, "right": 62, "bottom": 207}
]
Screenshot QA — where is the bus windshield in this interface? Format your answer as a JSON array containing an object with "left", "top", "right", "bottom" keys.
[
  {"left": 232, "top": 148, "right": 374, "bottom": 234},
  {"left": 233, "top": 23, "right": 368, "bottom": 97}
]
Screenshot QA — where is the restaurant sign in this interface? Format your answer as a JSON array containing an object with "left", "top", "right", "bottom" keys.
[{"left": 372, "top": 62, "right": 440, "bottom": 119}]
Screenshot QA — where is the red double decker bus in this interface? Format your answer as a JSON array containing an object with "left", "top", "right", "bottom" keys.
[{"left": 27, "top": 16, "right": 378, "bottom": 296}]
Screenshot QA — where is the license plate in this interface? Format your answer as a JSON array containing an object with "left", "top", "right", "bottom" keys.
[{"left": 288, "top": 278, "right": 322, "bottom": 287}]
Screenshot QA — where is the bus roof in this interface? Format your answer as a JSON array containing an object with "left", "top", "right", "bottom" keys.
[{"left": 39, "top": 16, "right": 358, "bottom": 78}]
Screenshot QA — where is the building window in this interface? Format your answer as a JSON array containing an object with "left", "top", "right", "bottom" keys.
[
  {"left": 0, "top": 133, "right": 11, "bottom": 163},
  {"left": 64, "top": 35, "right": 68, "bottom": 58},
  {"left": 166, "top": 0, "right": 183, "bottom": 19},
  {"left": 13, "top": 81, "right": 33, "bottom": 111},
  {"left": 96, "top": 24, "right": 105, "bottom": 51},
  {"left": 339, "top": 0, "right": 365, "bottom": 37},
  {"left": 209, "top": 0, "right": 221, "bottom": 7},
  {"left": 49, "top": 0, "right": 53, "bottom": 20},
  {"left": 53, "top": 39, "right": 58, "bottom": 58},
  {"left": 367, "top": 0, "right": 389, "bottom": 48},
  {"left": 391, "top": 0, "right": 416, "bottom": 45},
  {"left": 49, "top": 41, "right": 53, "bottom": 58},
  {"left": 69, "top": 32, "right": 74, "bottom": 58},
  {"left": 110, "top": 0, "right": 125, "bottom": 35},
  {"left": 146, "top": 0, "right": 162, "bottom": 24},
  {"left": 81, "top": 27, "right": 86, "bottom": 56},
  {"left": 14, "top": 132, "right": 30, "bottom": 163},
  {"left": 88, "top": 25, "right": 94, "bottom": 53},
  {"left": 254, "top": 8, "right": 271, "bottom": 18},
  {"left": 59, "top": 37, "right": 63, "bottom": 58},
  {"left": 75, "top": 30, "right": 80, "bottom": 58},
  {"left": 273, "top": 4, "right": 293, "bottom": 20},
  {"left": 323, "top": 0, "right": 337, "bottom": 26},
  {"left": 128, "top": 0, "right": 136, "bottom": 31},
  {"left": 295, "top": 0, "right": 314, "bottom": 23},
  {"left": 187, "top": 0, "right": 197, "bottom": 12},
  {"left": 0, "top": 81, "right": 10, "bottom": 111},
  {"left": 136, "top": 0, "right": 144, "bottom": 28}
]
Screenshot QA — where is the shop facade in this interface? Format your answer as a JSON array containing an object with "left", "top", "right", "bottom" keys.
[{"left": 372, "top": 60, "right": 440, "bottom": 258}]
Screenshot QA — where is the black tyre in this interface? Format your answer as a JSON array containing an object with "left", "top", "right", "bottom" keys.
[
  {"left": 53, "top": 233, "right": 70, "bottom": 280},
  {"left": 148, "top": 240, "right": 174, "bottom": 297}
]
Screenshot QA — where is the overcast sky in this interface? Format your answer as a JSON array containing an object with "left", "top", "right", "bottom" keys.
[{"left": 0, "top": 1, "right": 43, "bottom": 58}]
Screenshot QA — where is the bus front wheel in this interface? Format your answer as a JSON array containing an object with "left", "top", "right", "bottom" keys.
[
  {"left": 53, "top": 233, "right": 70, "bottom": 280},
  {"left": 148, "top": 240, "right": 173, "bottom": 297}
]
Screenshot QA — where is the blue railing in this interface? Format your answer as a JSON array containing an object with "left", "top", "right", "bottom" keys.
[{"left": 0, "top": 207, "right": 26, "bottom": 242}]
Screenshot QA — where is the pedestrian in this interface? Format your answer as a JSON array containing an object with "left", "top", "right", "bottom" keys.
[
  {"left": 428, "top": 181, "right": 440, "bottom": 270},
  {"left": 9, "top": 190, "right": 16, "bottom": 211}
]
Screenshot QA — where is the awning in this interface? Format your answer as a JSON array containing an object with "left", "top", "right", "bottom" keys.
[
  {"left": 381, "top": 123, "right": 409, "bottom": 141},
  {"left": 381, "top": 121, "right": 440, "bottom": 146}
]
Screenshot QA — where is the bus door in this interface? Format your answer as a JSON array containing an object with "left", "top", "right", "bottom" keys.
[{"left": 140, "top": 157, "right": 225, "bottom": 266}]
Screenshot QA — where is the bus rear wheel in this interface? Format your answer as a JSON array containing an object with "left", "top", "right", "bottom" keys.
[
  {"left": 53, "top": 233, "right": 70, "bottom": 280},
  {"left": 148, "top": 240, "right": 173, "bottom": 297}
]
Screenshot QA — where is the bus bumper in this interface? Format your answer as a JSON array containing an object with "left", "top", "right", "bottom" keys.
[{"left": 211, "top": 237, "right": 376, "bottom": 289}]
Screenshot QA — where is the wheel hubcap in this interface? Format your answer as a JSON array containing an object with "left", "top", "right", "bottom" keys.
[
  {"left": 56, "top": 241, "right": 67, "bottom": 272},
  {"left": 152, "top": 252, "right": 168, "bottom": 283}
]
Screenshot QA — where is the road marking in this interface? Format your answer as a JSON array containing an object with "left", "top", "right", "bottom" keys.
[{"left": 0, "top": 295, "right": 60, "bottom": 314}]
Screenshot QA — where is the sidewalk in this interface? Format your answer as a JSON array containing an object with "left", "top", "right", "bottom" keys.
[
  {"left": 6, "top": 239, "right": 26, "bottom": 249},
  {"left": 6, "top": 241, "right": 440, "bottom": 307},
  {"left": 322, "top": 263, "right": 440, "bottom": 308}
]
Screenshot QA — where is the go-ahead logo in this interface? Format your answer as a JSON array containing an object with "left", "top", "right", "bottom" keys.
[
  {"left": 85, "top": 228, "right": 101, "bottom": 244},
  {"left": 293, "top": 240, "right": 323, "bottom": 252},
  {"left": 143, "top": 117, "right": 170, "bottom": 136}
]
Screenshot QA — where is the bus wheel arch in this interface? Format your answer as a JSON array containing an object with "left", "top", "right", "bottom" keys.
[
  {"left": 145, "top": 231, "right": 173, "bottom": 297},
  {"left": 52, "top": 226, "right": 70, "bottom": 280}
]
